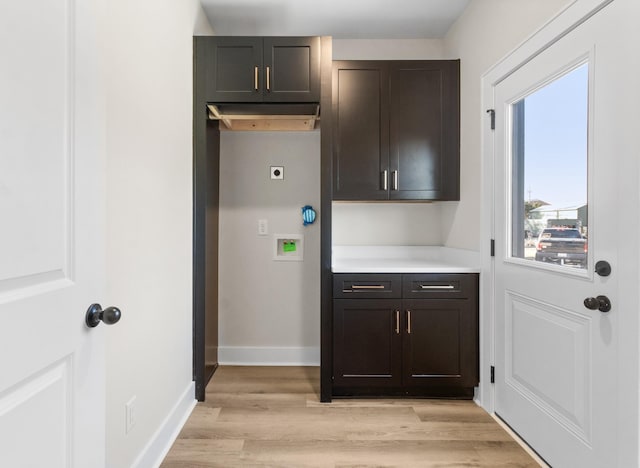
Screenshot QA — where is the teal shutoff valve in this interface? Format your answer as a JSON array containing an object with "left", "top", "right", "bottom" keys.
[{"left": 302, "top": 205, "right": 316, "bottom": 226}]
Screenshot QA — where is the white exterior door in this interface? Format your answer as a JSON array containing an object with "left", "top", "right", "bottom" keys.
[
  {"left": 0, "top": 1, "right": 107, "bottom": 467},
  {"left": 490, "top": 0, "right": 639, "bottom": 466}
]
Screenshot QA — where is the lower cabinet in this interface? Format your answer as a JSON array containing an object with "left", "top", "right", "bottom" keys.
[
  {"left": 333, "top": 299, "right": 403, "bottom": 388},
  {"left": 332, "top": 273, "right": 479, "bottom": 398}
]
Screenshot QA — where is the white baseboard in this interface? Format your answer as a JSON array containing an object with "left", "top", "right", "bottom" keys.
[
  {"left": 218, "top": 346, "right": 320, "bottom": 365},
  {"left": 131, "top": 381, "right": 196, "bottom": 468}
]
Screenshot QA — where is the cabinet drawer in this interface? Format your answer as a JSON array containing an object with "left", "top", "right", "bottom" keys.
[
  {"left": 333, "top": 274, "right": 402, "bottom": 299},
  {"left": 402, "top": 273, "right": 478, "bottom": 299}
]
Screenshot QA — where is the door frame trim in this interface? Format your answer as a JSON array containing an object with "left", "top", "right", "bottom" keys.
[{"left": 479, "top": 0, "right": 638, "bottom": 463}]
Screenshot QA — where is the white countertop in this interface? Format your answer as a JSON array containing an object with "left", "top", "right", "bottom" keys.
[{"left": 332, "top": 245, "right": 481, "bottom": 273}]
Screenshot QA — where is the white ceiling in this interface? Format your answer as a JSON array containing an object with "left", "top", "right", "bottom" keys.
[{"left": 199, "top": 0, "right": 471, "bottom": 39}]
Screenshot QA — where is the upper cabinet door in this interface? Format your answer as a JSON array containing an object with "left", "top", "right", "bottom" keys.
[
  {"left": 206, "top": 37, "right": 263, "bottom": 102},
  {"left": 389, "top": 61, "right": 460, "bottom": 200},
  {"left": 332, "top": 61, "right": 390, "bottom": 200},
  {"left": 263, "top": 37, "right": 320, "bottom": 102}
]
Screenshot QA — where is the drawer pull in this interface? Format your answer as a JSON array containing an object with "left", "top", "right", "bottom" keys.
[
  {"left": 407, "top": 310, "right": 411, "bottom": 334},
  {"left": 351, "top": 285, "right": 385, "bottom": 290},
  {"left": 395, "top": 310, "right": 400, "bottom": 334},
  {"left": 419, "top": 284, "right": 455, "bottom": 290}
]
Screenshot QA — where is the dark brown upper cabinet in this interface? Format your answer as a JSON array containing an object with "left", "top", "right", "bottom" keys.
[
  {"left": 332, "top": 60, "right": 460, "bottom": 201},
  {"left": 205, "top": 36, "right": 321, "bottom": 103}
]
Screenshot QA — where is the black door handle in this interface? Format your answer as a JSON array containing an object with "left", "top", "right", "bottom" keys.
[
  {"left": 583, "top": 295, "right": 611, "bottom": 313},
  {"left": 85, "top": 303, "right": 122, "bottom": 328}
]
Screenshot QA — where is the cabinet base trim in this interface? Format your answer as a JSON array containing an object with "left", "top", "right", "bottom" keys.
[
  {"left": 219, "top": 346, "right": 320, "bottom": 366},
  {"left": 332, "top": 386, "right": 475, "bottom": 399}
]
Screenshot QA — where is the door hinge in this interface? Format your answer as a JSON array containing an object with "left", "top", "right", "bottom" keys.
[
  {"left": 490, "top": 239, "right": 495, "bottom": 257},
  {"left": 490, "top": 366, "right": 495, "bottom": 384},
  {"left": 486, "top": 109, "right": 495, "bottom": 130}
]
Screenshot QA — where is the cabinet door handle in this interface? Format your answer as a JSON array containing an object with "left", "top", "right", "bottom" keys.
[
  {"left": 382, "top": 170, "right": 388, "bottom": 191},
  {"left": 420, "top": 285, "right": 455, "bottom": 290},
  {"left": 395, "top": 310, "right": 400, "bottom": 334},
  {"left": 392, "top": 171, "right": 398, "bottom": 191},
  {"left": 254, "top": 66, "right": 259, "bottom": 91},
  {"left": 351, "top": 285, "right": 385, "bottom": 290},
  {"left": 406, "top": 310, "right": 411, "bottom": 334},
  {"left": 266, "top": 66, "right": 270, "bottom": 91}
]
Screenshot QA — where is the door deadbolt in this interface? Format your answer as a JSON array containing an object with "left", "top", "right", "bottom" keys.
[{"left": 595, "top": 260, "right": 612, "bottom": 277}]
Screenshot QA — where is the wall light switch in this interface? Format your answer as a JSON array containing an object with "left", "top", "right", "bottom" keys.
[
  {"left": 270, "top": 166, "right": 284, "bottom": 180},
  {"left": 258, "top": 219, "right": 268, "bottom": 236}
]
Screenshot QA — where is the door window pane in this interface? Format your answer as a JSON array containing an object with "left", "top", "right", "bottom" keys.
[{"left": 511, "top": 64, "right": 588, "bottom": 269}]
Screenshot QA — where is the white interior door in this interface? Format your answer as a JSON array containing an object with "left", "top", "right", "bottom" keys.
[
  {"left": 0, "top": 1, "right": 107, "bottom": 467},
  {"left": 492, "top": 1, "right": 639, "bottom": 466}
]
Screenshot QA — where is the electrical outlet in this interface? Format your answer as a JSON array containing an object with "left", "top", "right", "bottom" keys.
[
  {"left": 125, "top": 396, "right": 137, "bottom": 434},
  {"left": 258, "top": 219, "right": 268, "bottom": 236},
  {"left": 270, "top": 166, "right": 284, "bottom": 180}
]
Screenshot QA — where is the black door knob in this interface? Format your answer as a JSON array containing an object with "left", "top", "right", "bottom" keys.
[
  {"left": 85, "top": 303, "right": 122, "bottom": 328},
  {"left": 583, "top": 295, "right": 611, "bottom": 313}
]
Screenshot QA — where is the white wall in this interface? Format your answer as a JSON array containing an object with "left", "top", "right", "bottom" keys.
[
  {"left": 333, "top": 39, "right": 445, "bottom": 60},
  {"left": 332, "top": 39, "right": 447, "bottom": 246},
  {"left": 441, "top": 0, "right": 570, "bottom": 250},
  {"left": 218, "top": 131, "right": 321, "bottom": 364},
  {"left": 104, "top": 2, "right": 213, "bottom": 467},
  {"left": 333, "top": 203, "right": 443, "bottom": 245}
]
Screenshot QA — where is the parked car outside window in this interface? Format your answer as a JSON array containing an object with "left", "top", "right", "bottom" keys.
[{"left": 535, "top": 228, "right": 587, "bottom": 267}]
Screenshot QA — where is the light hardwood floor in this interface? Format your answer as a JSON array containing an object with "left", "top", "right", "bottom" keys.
[{"left": 161, "top": 366, "right": 540, "bottom": 467}]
